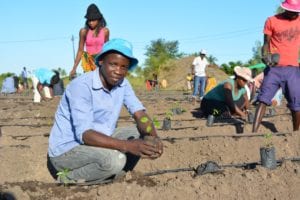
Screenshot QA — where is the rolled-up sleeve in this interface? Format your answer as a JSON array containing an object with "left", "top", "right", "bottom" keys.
[
  {"left": 123, "top": 80, "right": 145, "bottom": 115},
  {"left": 66, "top": 82, "right": 94, "bottom": 144}
]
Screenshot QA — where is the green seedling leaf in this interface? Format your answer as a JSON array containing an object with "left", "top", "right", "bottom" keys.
[
  {"left": 264, "top": 133, "right": 272, "bottom": 140},
  {"left": 212, "top": 109, "right": 219, "bottom": 116},
  {"left": 264, "top": 133, "right": 273, "bottom": 148},
  {"left": 153, "top": 117, "right": 161, "bottom": 128},
  {"left": 165, "top": 111, "right": 173, "bottom": 120},
  {"left": 56, "top": 168, "right": 73, "bottom": 186},
  {"left": 173, "top": 101, "right": 179, "bottom": 108},
  {"left": 140, "top": 116, "right": 149, "bottom": 123},
  {"left": 146, "top": 125, "right": 152, "bottom": 133}
]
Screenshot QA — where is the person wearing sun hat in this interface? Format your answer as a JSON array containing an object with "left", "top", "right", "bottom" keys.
[
  {"left": 199, "top": 66, "right": 252, "bottom": 119},
  {"left": 69, "top": 3, "right": 110, "bottom": 79},
  {"left": 48, "top": 38, "right": 163, "bottom": 184},
  {"left": 252, "top": 0, "right": 300, "bottom": 132}
]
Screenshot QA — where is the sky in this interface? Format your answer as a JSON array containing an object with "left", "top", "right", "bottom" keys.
[{"left": 0, "top": 0, "right": 282, "bottom": 75}]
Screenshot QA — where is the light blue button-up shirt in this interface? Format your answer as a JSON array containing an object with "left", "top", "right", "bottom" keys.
[{"left": 48, "top": 68, "right": 145, "bottom": 157}]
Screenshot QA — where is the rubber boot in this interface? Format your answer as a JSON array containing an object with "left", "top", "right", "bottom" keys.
[
  {"left": 252, "top": 102, "right": 267, "bottom": 133},
  {"left": 291, "top": 110, "right": 300, "bottom": 131}
]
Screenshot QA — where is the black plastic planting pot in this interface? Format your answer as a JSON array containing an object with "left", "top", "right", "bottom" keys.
[
  {"left": 235, "top": 123, "right": 244, "bottom": 134},
  {"left": 269, "top": 107, "right": 276, "bottom": 116},
  {"left": 162, "top": 118, "right": 171, "bottom": 130},
  {"left": 247, "top": 112, "right": 254, "bottom": 124},
  {"left": 260, "top": 146, "right": 277, "bottom": 169},
  {"left": 206, "top": 115, "right": 214, "bottom": 127},
  {"left": 171, "top": 108, "right": 182, "bottom": 115}
]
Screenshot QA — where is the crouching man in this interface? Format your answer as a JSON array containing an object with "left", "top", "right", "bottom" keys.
[{"left": 48, "top": 38, "right": 163, "bottom": 184}]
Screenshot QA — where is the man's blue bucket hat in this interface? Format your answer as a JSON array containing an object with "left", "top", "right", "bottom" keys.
[{"left": 95, "top": 38, "right": 138, "bottom": 71}]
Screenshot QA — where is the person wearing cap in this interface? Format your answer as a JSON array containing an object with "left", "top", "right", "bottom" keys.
[
  {"left": 252, "top": 0, "right": 300, "bottom": 132},
  {"left": 48, "top": 38, "right": 163, "bottom": 184},
  {"left": 191, "top": 49, "right": 209, "bottom": 102},
  {"left": 69, "top": 3, "right": 109, "bottom": 78},
  {"left": 199, "top": 66, "right": 252, "bottom": 119}
]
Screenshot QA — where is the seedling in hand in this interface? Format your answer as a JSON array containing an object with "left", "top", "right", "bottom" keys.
[{"left": 140, "top": 116, "right": 160, "bottom": 134}]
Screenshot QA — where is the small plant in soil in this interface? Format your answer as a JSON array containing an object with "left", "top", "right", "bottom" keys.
[
  {"left": 152, "top": 117, "right": 160, "bottom": 129},
  {"left": 206, "top": 108, "right": 219, "bottom": 127},
  {"left": 162, "top": 111, "right": 173, "bottom": 130},
  {"left": 260, "top": 133, "right": 276, "bottom": 169},
  {"left": 56, "top": 168, "right": 74, "bottom": 186},
  {"left": 165, "top": 111, "right": 173, "bottom": 120},
  {"left": 170, "top": 101, "right": 186, "bottom": 115},
  {"left": 140, "top": 116, "right": 160, "bottom": 134},
  {"left": 264, "top": 133, "right": 273, "bottom": 148}
]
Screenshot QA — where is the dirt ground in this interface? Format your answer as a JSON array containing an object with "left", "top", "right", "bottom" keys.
[{"left": 0, "top": 91, "right": 299, "bottom": 200}]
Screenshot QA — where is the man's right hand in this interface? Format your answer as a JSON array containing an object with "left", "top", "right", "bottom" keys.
[
  {"left": 262, "top": 53, "right": 280, "bottom": 67},
  {"left": 124, "top": 139, "right": 162, "bottom": 159},
  {"left": 261, "top": 54, "right": 272, "bottom": 65}
]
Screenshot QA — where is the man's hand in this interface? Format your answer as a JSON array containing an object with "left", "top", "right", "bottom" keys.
[
  {"left": 143, "top": 136, "right": 163, "bottom": 159},
  {"left": 261, "top": 54, "right": 272, "bottom": 66},
  {"left": 124, "top": 138, "right": 163, "bottom": 159},
  {"left": 262, "top": 53, "right": 280, "bottom": 67},
  {"left": 41, "top": 97, "right": 52, "bottom": 102}
]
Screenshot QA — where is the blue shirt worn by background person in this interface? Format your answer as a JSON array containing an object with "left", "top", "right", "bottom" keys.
[
  {"left": 21, "top": 69, "right": 28, "bottom": 79},
  {"left": 1, "top": 77, "right": 16, "bottom": 93},
  {"left": 34, "top": 68, "right": 55, "bottom": 85},
  {"left": 48, "top": 68, "right": 145, "bottom": 157}
]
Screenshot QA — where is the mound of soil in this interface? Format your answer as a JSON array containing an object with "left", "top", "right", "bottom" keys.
[{"left": 159, "top": 56, "right": 228, "bottom": 90}]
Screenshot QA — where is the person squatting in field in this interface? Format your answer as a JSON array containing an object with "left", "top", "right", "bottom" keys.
[
  {"left": 199, "top": 66, "right": 253, "bottom": 120},
  {"left": 48, "top": 38, "right": 163, "bottom": 184}
]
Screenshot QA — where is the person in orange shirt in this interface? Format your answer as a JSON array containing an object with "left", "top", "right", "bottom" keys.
[{"left": 252, "top": 0, "right": 300, "bottom": 132}]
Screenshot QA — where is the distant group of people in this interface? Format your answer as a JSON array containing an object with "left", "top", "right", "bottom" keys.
[
  {"left": 198, "top": 0, "right": 300, "bottom": 133},
  {"left": 1, "top": 66, "right": 65, "bottom": 102}
]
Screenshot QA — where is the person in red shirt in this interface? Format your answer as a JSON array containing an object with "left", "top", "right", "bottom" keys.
[{"left": 252, "top": 0, "right": 300, "bottom": 132}]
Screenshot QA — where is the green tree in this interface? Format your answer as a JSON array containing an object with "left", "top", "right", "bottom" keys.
[
  {"left": 220, "top": 61, "right": 243, "bottom": 75},
  {"left": 144, "top": 38, "right": 182, "bottom": 78},
  {"left": 245, "top": 40, "right": 263, "bottom": 66},
  {"left": 55, "top": 67, "right": 67, "bottom": 77},
  {"left": 207, "top": 55, "right": 218, "bottom": 65}
]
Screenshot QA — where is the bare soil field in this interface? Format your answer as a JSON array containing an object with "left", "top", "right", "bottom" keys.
[{"left": 0, "top": 91, "right": 299, "bottom": 200}]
